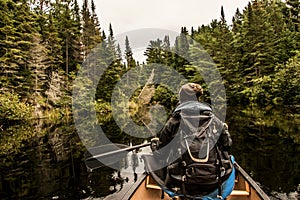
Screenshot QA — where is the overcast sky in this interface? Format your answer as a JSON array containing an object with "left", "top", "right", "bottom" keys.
[
  {"left": 80, "top": 0, "right": 250, "bottom": 62},
  {"left": 91, "top": 0, "right": 250, "bottom": 34}
]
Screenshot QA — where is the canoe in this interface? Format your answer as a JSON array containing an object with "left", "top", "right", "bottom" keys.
[{"left": 115, "top": 162, "right": 270, "bottom": 200}]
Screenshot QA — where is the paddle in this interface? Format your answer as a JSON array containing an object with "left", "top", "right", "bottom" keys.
[{"left": 84, "top": 142, "right": 151, "bottom": 171}]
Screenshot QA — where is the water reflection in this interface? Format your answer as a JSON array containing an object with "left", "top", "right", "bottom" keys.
[
  {"left": 0, "top": 119, "right": 87, "bottom": 199},
  {"left": 0, "top": 106, "right": 299, "bottom": 199},
  {"left": 0, "top": 117, "right": 146, "bottom": 199},
  {"left": 227, "top": 106, "right": 300, "bottom": 195}
]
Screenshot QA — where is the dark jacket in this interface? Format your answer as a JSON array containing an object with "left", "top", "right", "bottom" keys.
[
  {"left": 155, "top": 101, "right": 233, "bottom": 196},
  {"left": 158, "top": 101, "right": 232, "bottom": 151}
]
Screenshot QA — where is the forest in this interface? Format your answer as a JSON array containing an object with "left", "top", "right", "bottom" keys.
[{"left": 0, "top": 0, "right": 299, "bottom": 124}]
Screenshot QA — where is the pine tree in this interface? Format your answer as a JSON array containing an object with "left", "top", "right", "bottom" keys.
[
  {"left": 0, "top": 0, "right": 36, "bottom": 97},
  {"left": 81, "top": 0, "right": 102, "bottom": 57},
  {"left": 173, "top": 27, "right": 190, "bottom": 75},
  {"left": 224, "top": 0, "right": 299, "bottom": 104},
  {"left": 95, "top": 24, "right": 124, "bottom": 101},
  {"left": 232, "top": 8, "right": 243, "bottom": 33},
  {"left": 162, "top": 35, "right": 173, "bottom": 66},
  {"left": 107, "top": 23, "right": 118, "bottom": 62},
  {"left": 220, "top": 6, "right": 226, "bottom": 24},
  {"left": 58, "top": 0, "right": 82, "bottom": 75},
  {"left": 144, "top": 38, "right": 164, "bottom": 64},
  {"left": 236, "top": 1, "right": 276, "bottom": 81},
  {"left": 273, "top": 51, "right": 300, "bottom": 105},
  {"left": 28, "top": 33, "right": 49, "bottom": 112},
  {"left": 43, "top": 13, "right": 63, "bottom": 73},
  {"left": 217, "top": 7, "right": 235, "bottom": 86},
  {"left": 286, "top": 0, "right": 300, "bottom": 31},
  {"left": 116, "top": 43, "right": 123, "bottom": 63},
  {"left": 124, "top": 36, "right": 136, "bottom": 69}
]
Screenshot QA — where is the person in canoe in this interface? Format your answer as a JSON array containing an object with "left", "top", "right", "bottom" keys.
[{"left": 146, "top": 83, "right": 235, "bottom": 200}]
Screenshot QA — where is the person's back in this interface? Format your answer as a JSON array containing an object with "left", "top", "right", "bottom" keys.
[{"left": 156, "top": 83, "right": 233, "bottom": 199}]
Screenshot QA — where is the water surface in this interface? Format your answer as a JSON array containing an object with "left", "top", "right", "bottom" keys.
[{"left": 0, "top": 106, "right": 299, "bottom": 199}]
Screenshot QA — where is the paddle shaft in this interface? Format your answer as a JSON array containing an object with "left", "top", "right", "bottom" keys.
[{"left": 86, "top": 142, "right": 151, "bottom": 161}]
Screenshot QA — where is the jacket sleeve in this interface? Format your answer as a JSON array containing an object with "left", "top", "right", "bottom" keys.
[
  {"left": 158, "top": 115, "right": 180, "bottom": 149},
  {"left": 219, "top": 123, "right": 232, "bottom": 151}
]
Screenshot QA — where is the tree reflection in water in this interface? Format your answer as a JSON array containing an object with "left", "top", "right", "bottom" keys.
[
  {"left": 0, "top": 106, "right": 299, "bottom": 199},
  {"left": 227, "top": 106, "right": 300, "bottom": 196}
]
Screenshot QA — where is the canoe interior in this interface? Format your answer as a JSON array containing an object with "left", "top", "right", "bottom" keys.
[
  {"left": 130, "top": 164, "right": 270, "bottom": 200},
  {"left": 227, "top": 171, "right": 263, "bottom": 200}
]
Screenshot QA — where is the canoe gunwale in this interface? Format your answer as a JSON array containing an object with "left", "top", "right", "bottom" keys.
[
  {"left": 233, "top": 162, "right": 270, "bottom": 200},
  {"left": 105, "top": 162, "right": 270, "bottom": 200}
]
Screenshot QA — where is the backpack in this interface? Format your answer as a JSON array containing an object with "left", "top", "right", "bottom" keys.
[{"left": 165, "top": 101, "right": 233, "bottom": 196}]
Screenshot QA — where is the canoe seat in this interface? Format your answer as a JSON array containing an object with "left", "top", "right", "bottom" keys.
[
  {"left": 229, "top": 174, "right": 250, "bottom": 197},
  {"left": 145, "top": 175, "right": 252, "bottom": 199},
  {"left": 230, "top": 190, "right": 250, "bottom": 196}
]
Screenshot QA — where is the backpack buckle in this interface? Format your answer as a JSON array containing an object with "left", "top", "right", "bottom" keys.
[
  {"left": 220, "top": 167, "right": 225, "bottom": 177},
  {"left": 181, "top": 175, "right": 187, "bottom": 182},
  {"left": 186, "top": 167, "right": 195, "bottom": 175}
]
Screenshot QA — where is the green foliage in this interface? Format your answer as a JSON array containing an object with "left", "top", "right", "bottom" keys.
[
  {"left": 144, "top": 36, "right": 174, "bottom": 66},
  {"left": 1, "top": 0, "right": 300, "bottom": 125},
  {"left": 186, "top": 0, "right": 299, "bottom": 106},
  {"left": 0, "top": 0, "right": 36, "bottom": 97},
  {"left": 96, "top": 27, "right": 125, "bottom": 102},
  {"left": 125, "top": 36, "right": 137, "bottom": 69},
  {"left": 0, "top": 92, "right": 34, "bottom": 123},
  {"left": 95, "top": 99, "right": 111, "bottom": 114},
  {"left": 239, "top": 51, "right": 300, "bottom": 106},
  {"left": 151, "top": 85, "right": 178, "bottom": 115},
  {"left": 81, "top": 0, "right": 102, "bottom": 57},
  {"left": 271, "top": 51, "right": 300, "bottom": 105},
  {"left": 144, "top": 39, "right": 164, "bottom": 64}
]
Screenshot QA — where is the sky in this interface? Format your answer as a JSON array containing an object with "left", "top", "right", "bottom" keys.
[
  {"left": 92, "top": 0, "right": 250, "bottom": 34},
  {"left": 80, "top": 0, "right": 250, "bottom": 62}
]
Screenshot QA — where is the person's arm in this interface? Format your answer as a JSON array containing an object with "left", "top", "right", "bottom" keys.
[
  {"left": 219, "top": 123, "right": 232, "bottom": 151},
  {"left": 158, "top": 117, "right": 179, "bottom": 148}
]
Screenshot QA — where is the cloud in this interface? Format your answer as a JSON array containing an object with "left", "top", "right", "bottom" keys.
[
  {"left": 92, "top": 0, "right": 250, "bottom": 34},
  {"left": 78, "top": 0, "right": 250, "bottom": 61}
]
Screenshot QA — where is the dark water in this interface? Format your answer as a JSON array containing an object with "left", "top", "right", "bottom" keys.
[{"left": 0, "top": 106, "right": 299, "bottom": 199}]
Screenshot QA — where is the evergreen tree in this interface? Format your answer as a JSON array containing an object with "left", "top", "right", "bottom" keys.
[
  {"left": 227, "top": 0, "right": 299, "bottom": 104},
  {"left": 0, "top": 0, "right": 36, "bottom": 97},
  {"left": 107, "top": 23, "right": 118, "bottom": 62},
  {"left": 286, "top": 0, "right": 300, "bottom": 31},
  {"left": 43, "top": 13, "right": 63, "bottom": 72},
  {"left": 232, "top": 8, "right": 243, "bottom": 33},
  {"left": 220, "top": 6, "right": 226, "bottom": 24},
  {"left": 213, "top": 7, "right": 233, "bottom": 79},
  {"left": 236, "top": 1, "right": 276, "bottom": 82},
  {"left": 272, "top": 51, "right": 300, "bottom": 105},
  {"left": 124, "top": 36, "right": 136, "bottom": 69},
  {"left": 162, "top": 35, "right": 173, "bottom": 66},
  {"left": 116, "top": 43, "right": 123, "bottom": 63},
  {"left": 173, "top": 27, "right": 190, "bottom": 75},
  {"left": 28, "top": 33, "right": 49, "bottom": 113},
  {"left": 144, "top": 39, "right": 164, "bottom": 64},
  {"left": 1, "top": 0, "right": 299, "bottom": 117},
  {"left": 81, "top": 0, "right": 102, "bottom": 57},
  {"left": 96, "top": 24, "right": 124, "bottom": 101}
]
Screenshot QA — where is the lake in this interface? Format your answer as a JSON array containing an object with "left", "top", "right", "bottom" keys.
[{"left": 0, "top": 106, "right": 299, "bottom": 199}]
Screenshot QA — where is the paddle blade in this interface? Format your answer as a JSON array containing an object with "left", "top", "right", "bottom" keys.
[{"left": 84, "top": 143, "right": 129, "bottom": 171}]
